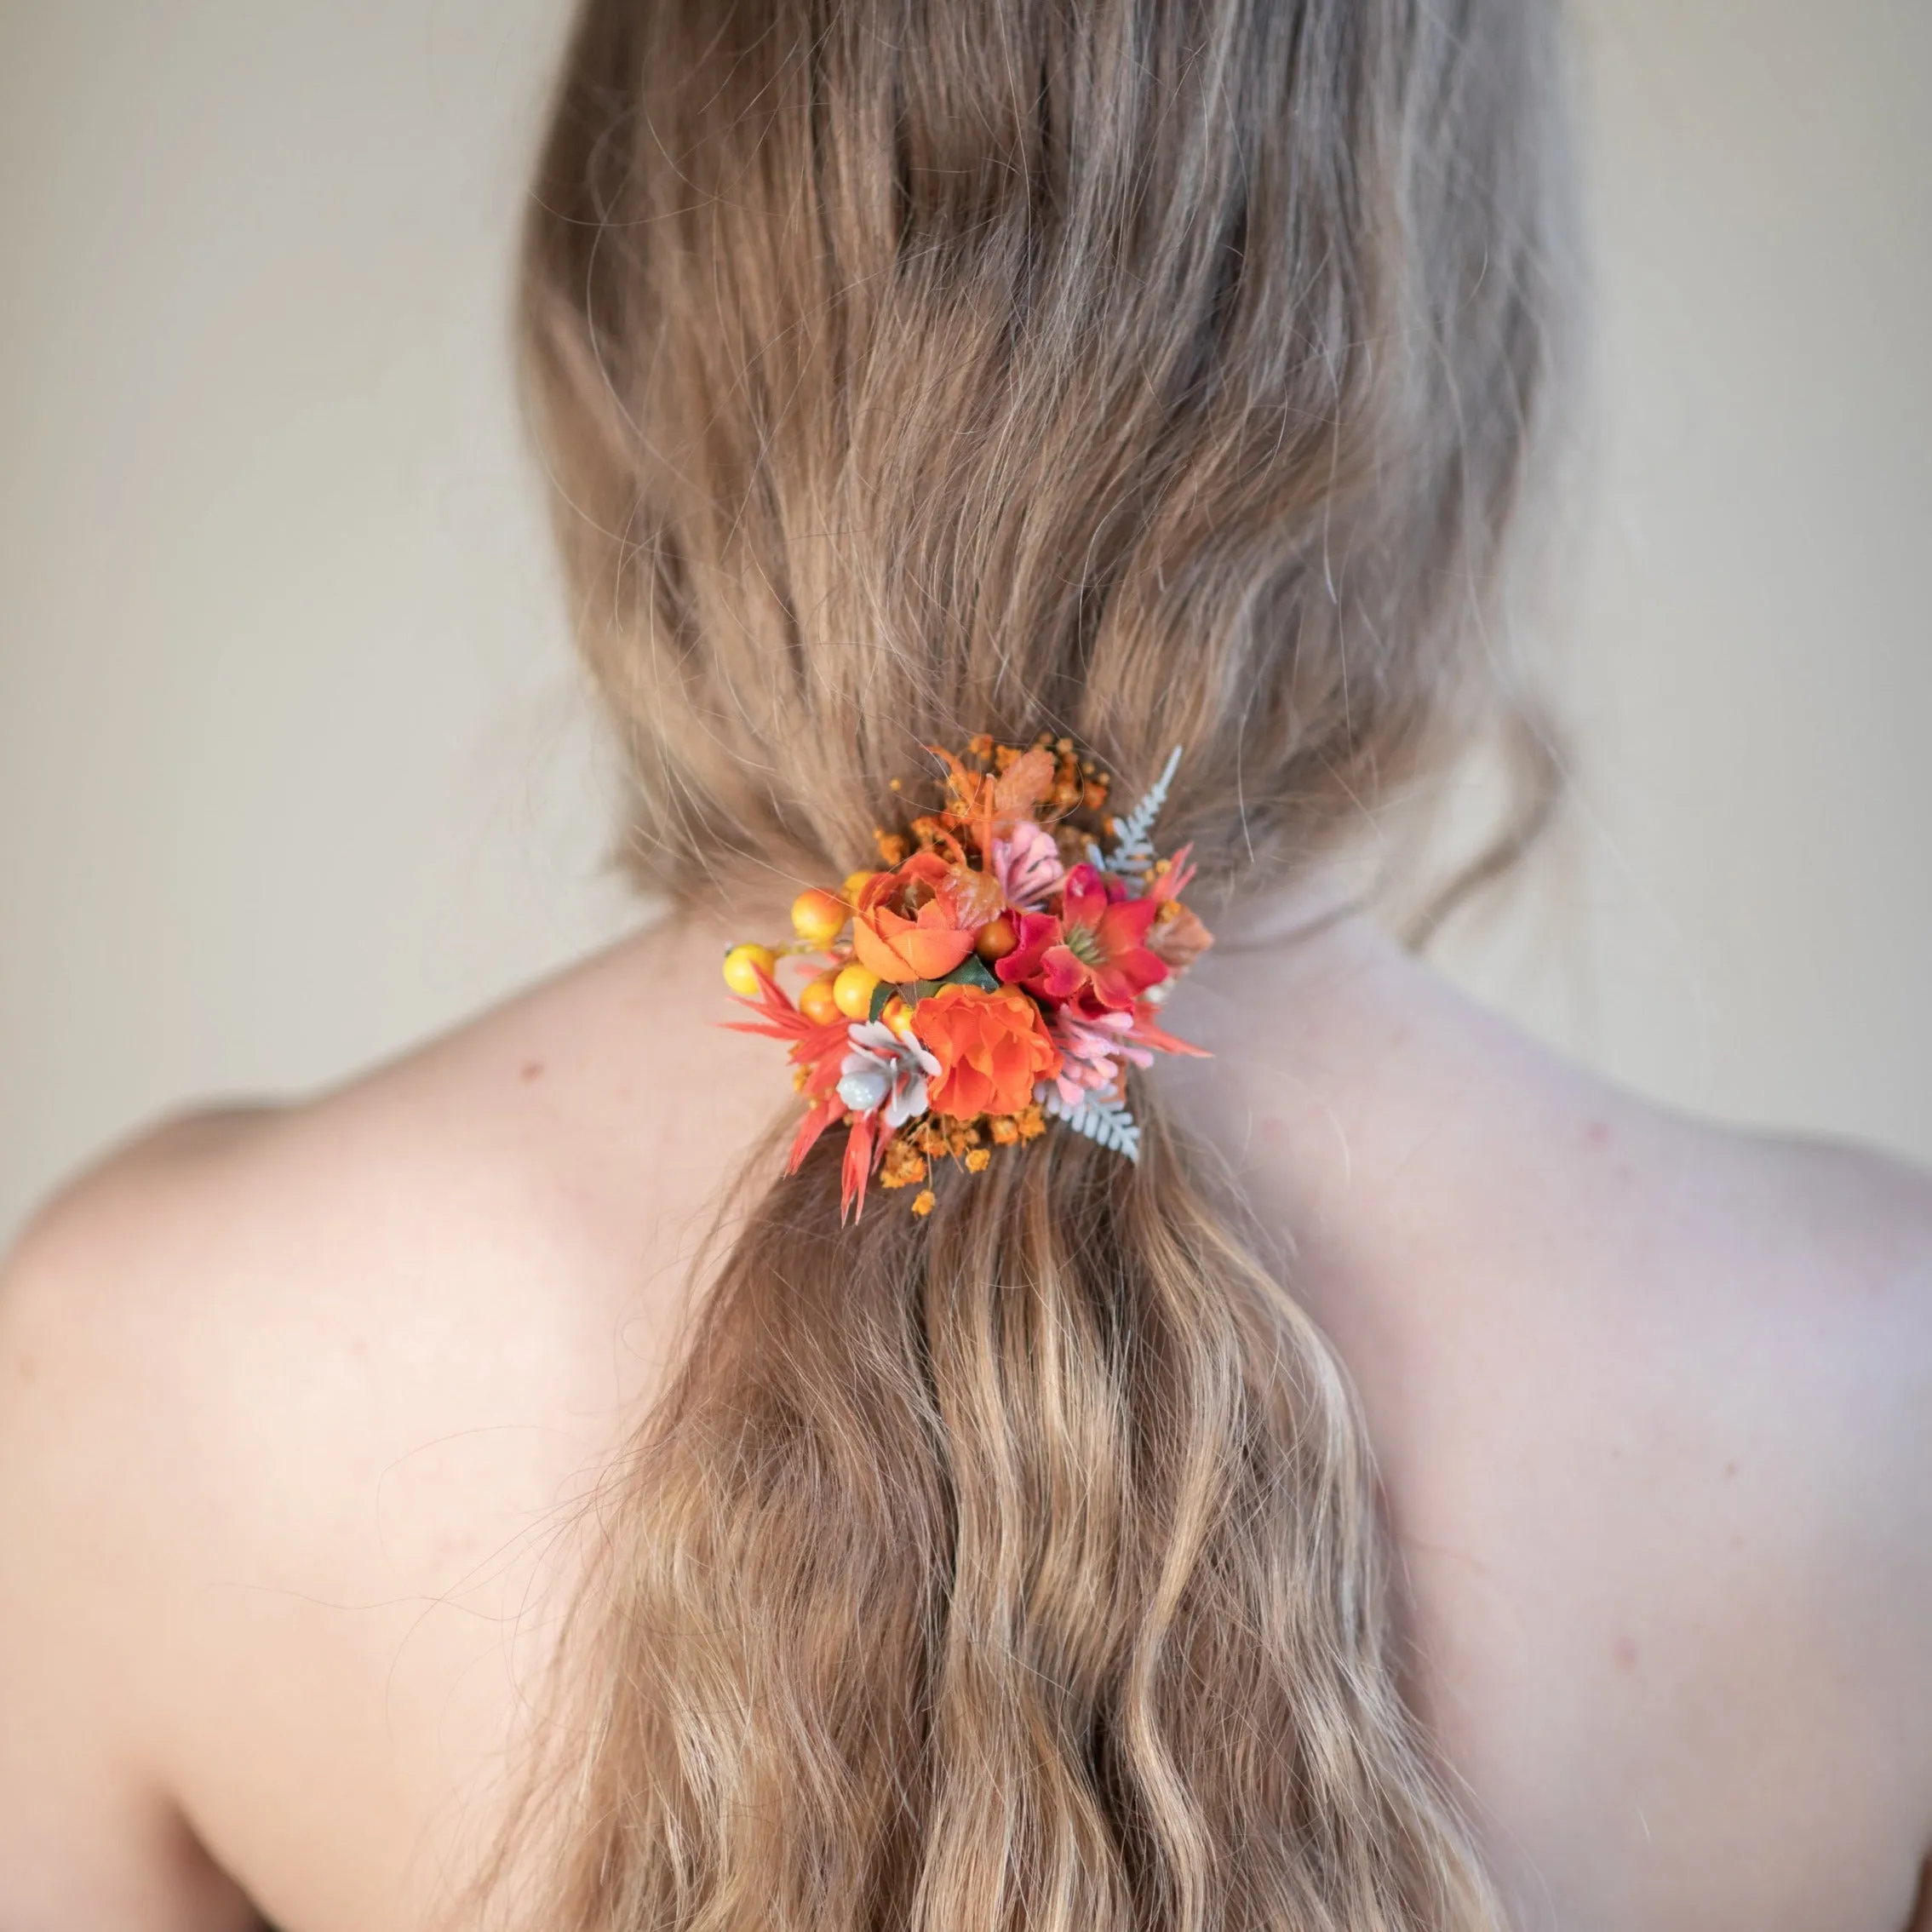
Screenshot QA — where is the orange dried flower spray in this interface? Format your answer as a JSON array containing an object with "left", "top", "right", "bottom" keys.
[{"left": 720, "top": 739, "right": 1213, "bottom": 1219}]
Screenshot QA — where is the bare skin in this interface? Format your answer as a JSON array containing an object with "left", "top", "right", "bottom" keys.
[{"left": 1, "top": 898, "right": 1929, "bottom": 1930}]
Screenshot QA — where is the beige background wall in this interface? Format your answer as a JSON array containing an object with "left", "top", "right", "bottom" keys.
[{"left": 1, "top": 0, "right": 1927, "bottom": 1247}]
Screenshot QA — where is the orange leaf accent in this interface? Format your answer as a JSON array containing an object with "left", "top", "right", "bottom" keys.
[
  {"left": 990, "top": 745, "right": 1057, "bottom": 820},
  {"left": 840, "top": 1112, "right": 880, "bottom": 1221}
]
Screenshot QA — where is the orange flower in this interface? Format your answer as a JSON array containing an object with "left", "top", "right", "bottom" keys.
[
  {"left": 851, "top": 852, "right": 979, "bottom": 983},
  {"left": 910, "top": 984, "right": 1062, "bottom": 1120}
]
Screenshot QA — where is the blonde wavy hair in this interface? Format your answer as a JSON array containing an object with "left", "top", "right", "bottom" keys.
[{"left": 505, "top": 1, "right": 1574, "bottom": 1925}]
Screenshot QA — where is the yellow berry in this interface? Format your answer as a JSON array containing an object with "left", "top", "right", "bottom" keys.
[
  {"left": 842, "top": 869, "right": 880, "bottom": 904},
  {"left": 791, "top": 887, "right": 848, "bottom": 946},
  {"left": 833, "top": 961, "right": 881, "bottom": 1021},
  {"left": 798, "top": 972, "right": 842, "bottom": 1028},
  {"left": 721, "top": 943, "right": 777, "bottom": 998},
  {"left": 883, "top": 997, "right": 917, "bottom": 1041}
]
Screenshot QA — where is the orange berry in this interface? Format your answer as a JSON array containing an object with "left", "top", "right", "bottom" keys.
[
  {"left": 798, "top": 972, "right": 842, "bottom": 1027},
  {"left": 973, "top": 914, "right": 1018, "bottom": 962},
  {"left": 721, "top": 943, "right": 777, "bottom": 998},
  {"left": 832, "top": 961, "right": 880, "bottom": 1021},
  {"left": 791, "top": 887, "right": 848, "bottom": 946}
]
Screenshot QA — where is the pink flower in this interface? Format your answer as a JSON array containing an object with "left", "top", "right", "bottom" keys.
[
  {"left": 995, "top": 863, "right": 1169, "bottom": 1015},
  {"left": 988, "top": 820, "right": 1065, "bottom": 912},
  {"left": 1048, "top": 1007, "right": 1154, "bottom": 1109}
]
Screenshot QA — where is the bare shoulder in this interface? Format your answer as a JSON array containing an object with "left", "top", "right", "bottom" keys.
[
  {"left": 1488, "top": 1109, "right": 1932, "bottom": 1925},
  {"left": 1389, "top": 1032, "right": 1932, "bottom": 1929},
  {"left": 0, "top": 916, "right": 771, "bottom": 1928},
  {"left": 1390, "top": 1052, "right": 1932, "bottom": 1926},
  {"left": 0, "top": 913, "right": 771, "bottom": 1485},
  {"left": 1713, "top": 1119, "right": 1932, "bottom": 1616},
  {"left": 0, "top": 1111, "right": 278, "bottom": 1929},
  {"left": 1620, "top": 1112, "right": 1932, "bottom": 1534},
  {"left": 0, "top": 920, "right": 710, "bottom": 1545},
  {"left": 1751, "top": 1121, "right": 1932, "bottom": 1291},
  {"left": 1172, "top": 925, "right": 1932, "bottom": 1927},
  {"left": 1695, "top": 1121, "right": 1932, "bottom": 1638}
]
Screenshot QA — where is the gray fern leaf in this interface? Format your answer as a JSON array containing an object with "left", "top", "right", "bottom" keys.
[
  {"left": 1104, "top": 744, "right": 1184, "bottom": 880},
  {"left": 1040, "top": 1086, "right": 1142, "bottom": 1163}
]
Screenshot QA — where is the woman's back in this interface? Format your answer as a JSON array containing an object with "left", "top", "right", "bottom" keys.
[
  {"left": 3, "top": 904, "right": 1929, "bottom": 1929},
  {"left": 6, "top": 0, "right": 1930, "bottom": 1924}
]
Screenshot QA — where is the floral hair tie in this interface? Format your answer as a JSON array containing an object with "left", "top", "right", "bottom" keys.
[{"left": 720, "top": 739, "right": 1213, "bottom": 1219}]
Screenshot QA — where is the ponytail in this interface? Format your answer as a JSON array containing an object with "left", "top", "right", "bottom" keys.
[
  {"left": 507, "top": 0, "right": 1573, "bottom": 1920},
  {"left": 533, "top": 1104, "right": 1500, "bottom": 1929}
]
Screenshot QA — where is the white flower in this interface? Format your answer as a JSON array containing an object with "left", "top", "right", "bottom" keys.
[
  {"left": 1048, "top": 1007, "right": 1153, "bottom": 1110},
  {"left": 989, "top": 820, "right": 1065, "bottom": 912},
  {"left": 838, "top": 1020, "right": 942, "bottom": 1128}
]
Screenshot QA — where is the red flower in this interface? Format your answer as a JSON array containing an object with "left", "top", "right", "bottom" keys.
[{"left": 995, "top": 864, "right": 1169, "bottom": 1014}]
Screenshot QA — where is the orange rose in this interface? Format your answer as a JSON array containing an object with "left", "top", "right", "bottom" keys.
[
  {"left": 851, "top": 852, "right": 979, "bottom": 983},
  {"left": 909, "top": 984, "right": 1063, "bottom": 1120}
]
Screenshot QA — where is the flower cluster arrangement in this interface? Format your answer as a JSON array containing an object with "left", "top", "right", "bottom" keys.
[{"left": 721, "top": 738, "right": 1214, "bottom": 1219}]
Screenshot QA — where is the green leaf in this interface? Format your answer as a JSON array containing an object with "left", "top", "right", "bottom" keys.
[
  {"left": 870, "top": 954, "right": 999, "bottom": 1018},
  {"left": 934, "top": 954, "right": 1000, "bottom": 994}
]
